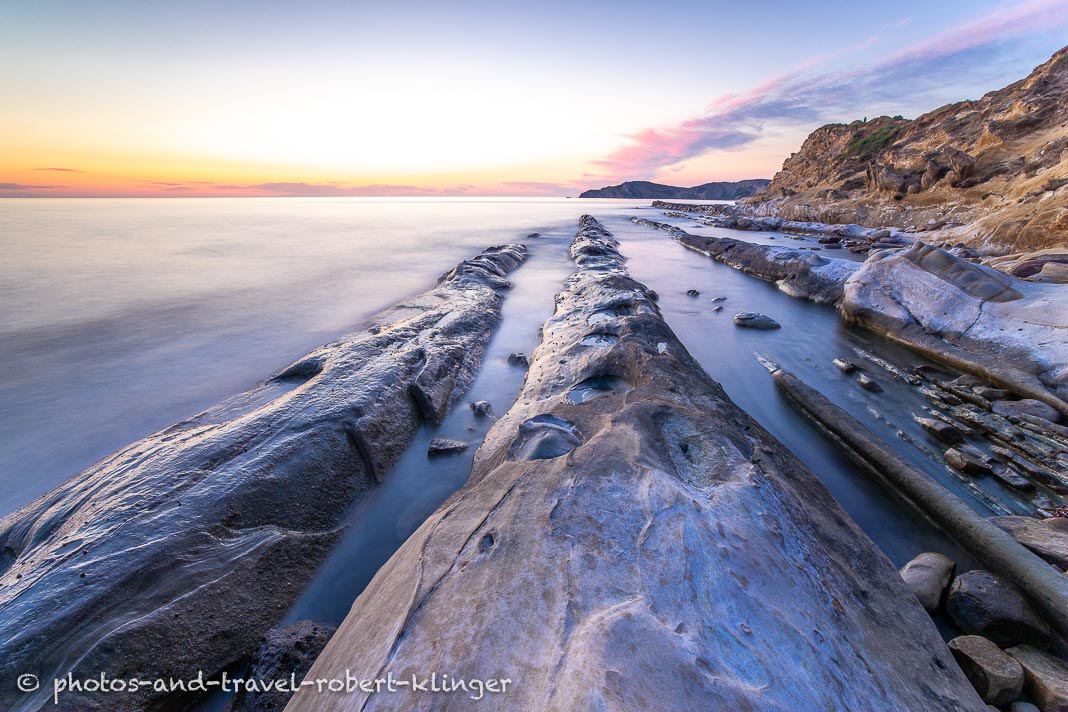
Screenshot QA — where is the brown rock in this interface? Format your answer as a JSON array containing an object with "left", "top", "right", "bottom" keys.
[
  {"left": 990, "top": 516, "right": 1068, "bottom": 570},
  {"left": 1006, "top": 645, "right": 1068, "bottom": 712},
  {"left": 899, "top": 552, "right": 956, "bottom": 612},
  {"left": 948, "top": 635, "right": 1024, "bottom": 705}
]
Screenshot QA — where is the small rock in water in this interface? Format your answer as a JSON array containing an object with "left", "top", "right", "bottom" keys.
[
  {"left": 974, "top": 387, "right": 1010, "bottom": 401},
  {"left": 710, "top": 296, "right": 727, "bottom": 302},
  {"left": 946, "top": 570, "right": 1051, "bottom": 648},
  {"left": 527, "top": 232, "right": 541, "bottom": 238},
  {"left": 947, "top": 635, "right": 1024, "bottom": 705},
  {"left": 470, "top": 400, "right": 493, "bottom": 418},
  {"left": 989, "top": 464, "right": 1035, "bottom": 492},
  {"left": 428, "top": 438, "right": 469, "bottom": 457},
  {"left": 712, "top": 305, "right": 724, "bottom": 313},
  {"left": 992, "top": 399, "right": 1061, "bottom": 424},
  {"left": 686, "top": 289, "right": 701, "bottom": 297},
  {"left": 898, "top": 552, "right": 955, "bottom": 612},
  {"left": 1005, "top": 646, "right": 1068, "bottom": 712},
  {"left": 507, "top": 352, "right": 530, "bottom": 368},
  {"left": 733, "top": 312, "right": 781, "bottom": 330},
  {"left": 856, "top": 373, "right": 882, "bottom": 392},
  {"left": 915, "top": 416, "right": 965, "bottom": 444},
  {"left": 833, "top": 358, "right": 857, "bottom": 374}
]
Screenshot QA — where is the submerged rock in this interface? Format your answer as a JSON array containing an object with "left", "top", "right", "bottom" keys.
[
  {"left": 946, "top": 571, "right": 1051, "bottom": 648},
  {"left": 733, "top": 311, "right": 781, "bottom": 329},
  {"left": 0, "top": 244, "right": 527, "bottom": 710},
  {"left": 291, "top": 215, "right": 983, "bottom": 711},
  {"left": 506, "top": 351, "right": 529, "bottom": 368},
  {"left": 857, "top": 373, "right": 883, "bottom": 392},
  {"left": 427, "top": 438, "right": 469, "bottom": 456},
  {"left": 899, "top": 552, "right": 956, "bottom": 612},
  {"left": 948, "top": 635, "right": 1024, "bottom": 706},
  {"left": 470, "top": 400, "right": 493, "bottom": 417}
]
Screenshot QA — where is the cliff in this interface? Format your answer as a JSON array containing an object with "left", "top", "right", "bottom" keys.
[
  {"left": 580, "top": 178, "right": 769, "bottom": 199},
  {"left": 741, "top": 45, "right": 1068, "bottom": 256}
]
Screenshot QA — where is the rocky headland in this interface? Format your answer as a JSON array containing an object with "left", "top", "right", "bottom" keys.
[
  {"left": 290, "top": 216, "right": 983, "bottom": 711},
  {"left": 579, "top": 178, "right": 769, "bottom": 199},
  {"left": 0, "top": 244, "right": 526, "bottom": 710}
]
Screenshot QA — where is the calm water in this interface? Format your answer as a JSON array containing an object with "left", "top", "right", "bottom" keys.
[{"left": 5, "top": 197, "right": 1023, "bottom": 648}]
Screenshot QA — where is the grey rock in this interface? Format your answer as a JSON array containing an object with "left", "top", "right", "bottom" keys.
[
  {"left": 833, "top": 358, "right": 858, "bottom": 374},
  {"left": 1006, "top": 646, "right": 1068, "bottom": 712},
  {"left": 0, "top": 244, "right": 527, "bottom": 710},
  {"left": 857, "top": 373, "right": 883, "bottom": 392},
  {"left": 948, "top": 635, "right": 1024, "bottom": 705},
  {"left": 1010, "top": 702, "right": 1041, "bottom": 712},
  {"left": 975, "top": 387, "right": 1011, "bottom": 401},
  {"left": 232, "top": 620, "right": 336, "bottom": 712},
  {"left": 916, "top": 416, "right": 965, "bottom": 444},
  {"left": 733, "top": 311, "right": 781, "bottom": 329},
  {"left": 292, "top": 215, "right": 984, "bottom": 712},
  {"left": 991, "top": 516, "right": 1068, "bottom": 570},
  {"left": 947, "top": 571, "right": 1052, "bottom": 648},
  {"left": 470, "top": 400, "right": 493, "bottom": 417},
  {"left": 993, "top": 399, "right": 1062, "bottom": 424},
  {"left": 899, "top": 552, "right": 956, "bottom": 612},
  {"left": 507, "top": 352, "right": 529, "bottom": 368},
  {"left": 945, "top": 448, "right": 992, "bottom": 475},
  {"left": 427, "top": 438, "right": 469, "bottom": 456},
  {"left": 527, "top": 232, "right": 541, "bottom": 238}
]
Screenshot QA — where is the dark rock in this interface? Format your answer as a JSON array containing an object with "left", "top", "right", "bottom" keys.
[
  {"left": 989, "top": 464, "right": 1036, "bottom": 492},
  {"left": 948, "top": 635, "right": 1024, "bottom": 705},
  {"left": 857, "top": 373, "right": 883, "bottom": 392},
  {"left": 916, "top": 416, "right": 966, "bottom": 444},
  {"left": 833, "top": 358, "right": 858, "bottom": 374},
  {"left": 899, "top": 552, "right": 956, "bottom": 612},
  {"left": 685, "top": 289, "right": 700, "bottom": 297},
  {"left": 292, "top": 215, "right": 984, "bottom": 711},
  {"left": 945, "top": 448, "right": 992, "bottom": 475},
  {"left": 733, "top": 312, "right": 781, "bottom": 329},
  {"left": 527, "top": 232, "right": 541, "bottom": 238},
  {"left": 507, "top": 352, "right": 530, "bottom": 368},
  {"left": 1006, "top": 646, "right": 1068, "bottom": 712},
  {"left": 0, "top": 244, "right": 527, "bottom": 710},
  {"left": 233, "top": 620, "right": 336, "bottom": 712},
  {"left": 990, "top": 516, "right": 1068, "bottom": 570},
  {"left": 470, "top": 400, "right": 493, "bottom": 418},
  {"left": 993, "top": 399, "right": 1062, "bottom": 424},
  {"left": 427, "top": 438, "right": 469, "bottom": 456},
  {"left": 946, "top": 571, "right": 1051, "bottom": 648}
]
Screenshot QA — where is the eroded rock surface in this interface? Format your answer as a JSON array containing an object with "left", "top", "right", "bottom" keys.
[
  {"left": 0, "top": 244, "right": 527, "bottom": 710},
  {"left": 290, "top": 216, "right": 982, "bottom": 711}
]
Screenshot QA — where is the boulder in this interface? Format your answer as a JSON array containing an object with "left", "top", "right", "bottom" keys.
[
  {"left": 948, "top": 635, "right": 1024, "bottom": 705},
  {"left": 734, "top": 312, "right": 781, "bottom": 329},
  {"left": 0, "top": 244, "right": 527, "bottom": 710},
  {"left": 946, "top": 571, "right": 1051, "bottom": 648},
  {"left": 471, "top": 400, "right": 493, "bottom": 418},
  {"left": 990, "top": 516, "right": 1068, "bottom": 570},
  {"left": 291, "top": 216, "right": 984, "bottom": 711},
  {"left": 1006, "top": 646, "right": 1068, "bottom": 712},
  {"left": 899, "top": 552, "right": 956, "bottom": 612},
  {"left": 993, "top": 399, "right": 1062, "bottom": 424},
  {"left": 507, "top": 352, "right": 530, "bottom": 368},
  {"left": 233, "top": 620, "right": 336, "bottom": 712}
]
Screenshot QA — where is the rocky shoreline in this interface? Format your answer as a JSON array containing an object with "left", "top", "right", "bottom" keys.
[
  {"left": 0, "top": 244, "right": 526, "bottom": 710},
  {"left": 291, "top": 216, "right": 983, "bottom": 710}
]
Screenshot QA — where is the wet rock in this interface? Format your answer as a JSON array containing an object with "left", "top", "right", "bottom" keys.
[
  {"left": 470, "top": 400, "right": 493, "bottom": 418},
  {"left": 507, "top": 352, "right": 530, "bottom": 368},
  {"left": 686, "top": 288, "right": 700, "bottom": 297},
  {"left": 975, "top": 387, "right": 1011, "bottom": 401},
  {"left": 946, "top": 571, "right": 1051, "bottom": 648},
  {"left": 0, "top": 244, "right": 526, "bottom": 710},
  {"left": 946, "top": 448, "right": 992, "bottom": 475},
  {"left": 916, "top": 416, "right": 966, "bottom": 444},
  {"left": 1006, "top": 646, "right": 1068, "bottom": 712},
  {"left": 233, "top": 620, "right": 336, "bottom": 712},
  {"left": 948, "top": 635, "right": 1024, "bottom": 705},
  {"left": 993, "top": 399, "right": 1062, "bottom": 424},
  {"left": 989, "top": 464, "right": 1036, "bottom": 492},
  {"left": 527, "top": 232, "right": 541, "bottom": 238},
  {"left": 294, "top": 215, "right": 984, "bottom": 711},
  {"left": 990, "top": 516, "right": 1068, "bottom": 570},
  {"left": 899, "top": 552, "right": 956, "bottom": 612},
  {"left": 857, "top": 373, "right": 883, "bottom": 392},
  {"left": 427, "top": 438, "right": 469, "bottom": 457},
  {"left": 833, "top": 358, "right": 858, "bottom": 374},
  {"left": 710, "top": 295, "right": 727, "bottom": 302},
  {"left": 733, "top": 312, "right": 781, "bottom": 329}
]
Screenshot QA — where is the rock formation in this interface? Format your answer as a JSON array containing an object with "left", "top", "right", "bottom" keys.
[
  {"left": 579, "top": 178, "right": 769, "bottom": 199},
  {"left": 0, "top": 244, "right": 527, "bottom": 710},
  {"left": 734, "top": 46, "right": 1068, "bottom": 256},
  {"left": 289, "top": 216, "right": 982, "bottom": 711}
]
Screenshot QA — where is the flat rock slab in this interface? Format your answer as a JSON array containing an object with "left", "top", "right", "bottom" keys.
[
  {"left": 0, "top": 244, "right": 527, "bottom": 710},
  {"left": 290, "top": 216, "right": 982, "bottom": 711},
  {"left": 991, "top": 516, "right": 1068, "bottom": 570}
]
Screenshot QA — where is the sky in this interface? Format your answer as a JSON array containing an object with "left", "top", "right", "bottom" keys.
[{"left": 1, "top": 0, "right": 1067, "bottom": 197}]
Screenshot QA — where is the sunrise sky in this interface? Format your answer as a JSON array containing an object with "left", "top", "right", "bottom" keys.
[{"left": 3, "top": 0, "right": 1068, "bottom": 197}]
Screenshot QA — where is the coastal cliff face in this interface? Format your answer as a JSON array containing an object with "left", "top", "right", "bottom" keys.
[
  {"left": 741, "top": 46, "right": 1068, "bottom": 255},
  {"left": 0, "top": 245, "right": 526, "bottom": 711},
  {"left": 289, "top": 216, "right": 982, "bottom": 711},
  {"left": 580, "top": 178, "right": 770, "bottom": 199}
]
